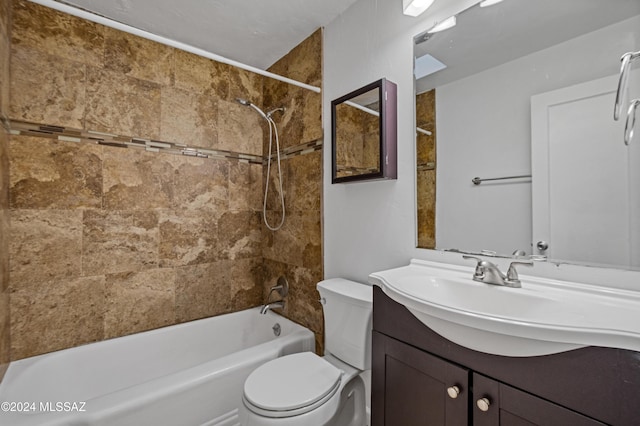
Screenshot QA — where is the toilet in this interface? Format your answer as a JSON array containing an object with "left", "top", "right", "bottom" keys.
[{"left": 239, "top": 278, "right": 372, "bottom": 426}]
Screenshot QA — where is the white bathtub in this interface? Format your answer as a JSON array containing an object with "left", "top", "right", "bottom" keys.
[{"left": 0, "top": 308, "right": 315, "bottom": 426}]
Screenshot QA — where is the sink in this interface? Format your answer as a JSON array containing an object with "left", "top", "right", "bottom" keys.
[{"left": 369, "top": 259, "right": 640, "bottom": 357}]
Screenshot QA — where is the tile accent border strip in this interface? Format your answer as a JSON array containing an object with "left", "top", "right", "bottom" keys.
[
  {"left": 417, "top": 162, "right": 436, "bottom": 171},
  {"left": 8, "top": 119, "right": 322, "bottom": 164}
]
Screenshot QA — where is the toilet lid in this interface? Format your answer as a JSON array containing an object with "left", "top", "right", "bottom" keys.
[{"left": 243, "top": 352, "right": 342, "bottom": 412}]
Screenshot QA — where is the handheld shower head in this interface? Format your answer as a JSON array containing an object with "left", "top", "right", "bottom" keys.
[{"left": 236, "top": 98, "right": 268, "bottom": 120}]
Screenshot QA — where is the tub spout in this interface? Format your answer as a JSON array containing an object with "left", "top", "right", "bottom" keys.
[{"left": 260, "top": 300, "right": 285, "bottom": 315}]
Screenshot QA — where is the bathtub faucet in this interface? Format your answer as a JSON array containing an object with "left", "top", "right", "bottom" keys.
[
  {"left": 260, "top": 276, "right": 289, "bottom": 314},
  {"left": 260, "top": 300, "right": 285, "bottom": 315}
]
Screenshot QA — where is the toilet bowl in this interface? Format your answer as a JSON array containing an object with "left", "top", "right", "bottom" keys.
[{"left": 239, "top": 278, "right": 372, "bottom": 426}]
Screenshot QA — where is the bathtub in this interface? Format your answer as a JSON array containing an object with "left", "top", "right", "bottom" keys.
[{"left": 0, "top": 308, "right": 315, "bottom": 426}]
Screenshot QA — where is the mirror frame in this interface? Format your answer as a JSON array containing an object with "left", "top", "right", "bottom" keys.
[{"left": 331, "top": 78, "right": 397, "bottom": 184}]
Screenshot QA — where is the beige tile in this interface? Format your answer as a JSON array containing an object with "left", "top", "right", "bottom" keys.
[
  {"left": 263, "top": 210, "right": 321, "bottom": 269},
  {"left": 102, "top": 147, "right": 174, "bottom": 210},
  {"left": 263, "top": 155, "right": 288, "bottom": 212},
  {"left": 175, "top": 261, "right": 230, "bottom": 322},
  {"left": 0, "top": 131, "right": 8, "bottom": 210},
  {"left": 11, "top": 0, "right": 104, "bottom": 67},
  {"left": 0, "top": 289, "right": 8, "bottom": 368},
  {"left": 160, "top": 85, "right": 218, "bottom": 149},
  {"left": 285, "top": 264, "right": 323, "bottom": 336},
  {"left": 218, "top": 211, "right": 262, "bottom": 260},
  {"left": 416, "top": 89, "right": 435, "bottom": 129},
  {"left": 0, "top": 0, "right": 10, "bottom": 40},
  {"left": 9, "top": 136, "right": 103, "bottom": 209},
  {"left": 83, "top": 209, "right": 159, "bottom": 276},
  {"left": 229, "top": 68, "right": 263, "bottom": 107},
  {"left": 262, "top": 79, "right": 289, "bottom": 134},
  {"left": 10, "top": 47, "right": 86, "bottom": 128},
  {"left": 286, "top": 151, "right": 321, "bottom": 213},
  {"left": 230, "top": 257, "right": 263, "bottom": 311},
  {"left": 158, "top": 209, "right": 219, "bottom": 267},
  {"left": 174, "top": 49, "right": 229, "bottom": 100},
  {"left": 417, "top": 169, "right": 436, "bottom": 249},
  {"left": 104, "top": 269, "right": 175, "bottom": 339},
  {"left": 104, "top": 27, "right": 173, "bottom": 86},
  {"left": 229, "top": 161, "right": 262, "bottom": 212},
  {"left": 10, "top": 209, "right": 83, "bottom": 289},
  {"left": 277, "top": 87, "right": 305, "bottom": 150},
  {"left": 417, "top": 132, "right": 435, "bottom": 166},
  {"left": 85, "top": 67, "right": 161, "bottom": 139},
  {"left": 268, "top": 29, "right": 322, "bottom": 87},
  {"left": 260, "top": 259, "right": 288, "bottom": 315},
  {"left": 270, "top": 29, "right": 322, "bottom": 86},
  {"left": 0, "top": 209, "right": 7, "bottom": 294},
  {"left": 416, "top": 89, "right": 436, "bottom": 166},
  {"left": 173, "top": 154, "right": 229, "bottom": 212},
  {"left": 0, "top": 31, "right": 10, "bottom": 117},
  {"left": 301, "top": 89, "right": 323, "bottom": 144},
  {"left": 10, "top": 275, "right": 105, "bottom": 360},
  {"left": 217, "top": 98, "right": 264, "bottom": 155}
]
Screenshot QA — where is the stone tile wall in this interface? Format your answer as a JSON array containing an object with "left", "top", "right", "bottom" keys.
[
  {"left": 0, "top": 0, "right": 10, "bottom": 379},
  {"left": 416, "top": 89, "right": 436, "bottom": 249},
  {"left": 262, "top": 30, "right": 325, "bottom": 353},
  {"left": 334, "top": 104, "right": 380, "bottom": 177},
  {"left": 6, "top": 0, "right": 323, "bottom": 360}
]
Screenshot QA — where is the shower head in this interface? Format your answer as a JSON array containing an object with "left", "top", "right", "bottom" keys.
[{"left": 236, "top": 98, "right": 268, "bottom": 120}]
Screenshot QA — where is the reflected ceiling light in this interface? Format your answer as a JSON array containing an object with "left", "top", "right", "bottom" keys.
[
  {"left": 403, "top": 0, "right": 436, "bottom": 17},
  {"left": 428, "top": 16, "right": 457, "bottom": 33},
  {"left": 479, "top": 0, "right": 505, "bottom": 7}
]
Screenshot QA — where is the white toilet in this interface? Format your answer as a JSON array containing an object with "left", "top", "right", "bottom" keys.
[{"left": 240, "top": 278, "right": 372, "bottom": 426}]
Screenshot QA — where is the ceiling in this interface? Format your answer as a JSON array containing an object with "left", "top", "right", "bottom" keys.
[{"left": 56, "top": 0, "right": 360, "bottom": 70}]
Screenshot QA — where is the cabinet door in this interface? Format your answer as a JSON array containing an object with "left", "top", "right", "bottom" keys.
[
  {"left": 372, "top": 331, "right": 469, "bottom": 426},
  {"left": 473, "top": 373, "right": 607, "bottom": 426}
]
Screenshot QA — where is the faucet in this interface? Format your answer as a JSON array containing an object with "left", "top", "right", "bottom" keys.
[
  {"left": 260, "top": 300, "right": 285, "bottom": 315},
  {"left": 260, "top": 276, "right": 289, "bottom": 314},
  {"left": 463, "top": 255, "right": 532, "bottom": 288}
]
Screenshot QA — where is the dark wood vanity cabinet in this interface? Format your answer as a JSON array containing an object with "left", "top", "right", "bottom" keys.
[
  {"left": 373, "top": 331, "right": 469, "bottom": 425},
  {"left": 372, "top": 287, "right": 640, "bottom": 426}
]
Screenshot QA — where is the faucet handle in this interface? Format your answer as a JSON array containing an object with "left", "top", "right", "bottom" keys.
[
  {"left": 462, "top": 255, "right": 482, "bottom": 264},
  {"left": 506, "top": 261, "right": 533, "bottom": 281},
  {"left": 462, "top": 255, "right": 485, "bottom": 278}
]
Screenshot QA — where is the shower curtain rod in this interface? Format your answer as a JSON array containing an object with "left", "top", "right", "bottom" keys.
[{"left": 29, "top": 0, "right": 322, "bottom": 94}]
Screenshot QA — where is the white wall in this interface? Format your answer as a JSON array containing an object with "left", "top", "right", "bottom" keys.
[
  {"left": 324, "top": 2, "right": 640, "bottom": 283},
  {"left": 323, "top": 0, "right": 477, "bottom": 282},
  {"left": 435, "top": 15, "right": 640, "bottom": 256}
]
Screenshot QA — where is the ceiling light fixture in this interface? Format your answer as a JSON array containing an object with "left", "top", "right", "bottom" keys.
[
  {"left": 428, "top": 16, "right": 457, "bottom": 33},
  {"left": 403, "top": 0, "right": 436, "bottom": 17},
  {"left": 479, "top": 0, "right": 505, "bottom": 7}
]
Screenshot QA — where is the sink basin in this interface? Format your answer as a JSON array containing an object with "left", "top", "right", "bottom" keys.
[{"left": 369, "top": 259, "right": 640, "bottom": 357}]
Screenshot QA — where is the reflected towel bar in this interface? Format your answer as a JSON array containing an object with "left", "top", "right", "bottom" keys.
[{"left": 472, "top": 175, "right": 531, "bottom": 185}]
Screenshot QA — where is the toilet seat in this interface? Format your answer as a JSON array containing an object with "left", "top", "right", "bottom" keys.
[{"left": 243, "top": 352, "right": 343, "bottom": 418}]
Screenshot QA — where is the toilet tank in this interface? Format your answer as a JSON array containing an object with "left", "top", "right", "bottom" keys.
[{"left": 317, "top": 278, "right": 373, "bottom": 370}]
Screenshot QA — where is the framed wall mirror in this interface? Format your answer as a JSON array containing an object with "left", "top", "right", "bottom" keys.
[
  {"left": 332, "top": 78, "right": 397, "bottom": 183},
  {"left": 414, "top": 0, "right": 640, "bottom": 269}
]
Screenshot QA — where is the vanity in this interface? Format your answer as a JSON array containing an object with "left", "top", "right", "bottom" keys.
[{"left": 369, "top": 260, "right": 640, "bottom": 426}]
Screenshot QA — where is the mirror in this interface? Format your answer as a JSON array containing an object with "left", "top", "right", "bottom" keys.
[
  {"left": 414, "top": 0, "right": 640, "bottom": 269},
  {"left": 332, "top": 78, "right": 397, "bottom": 183}
]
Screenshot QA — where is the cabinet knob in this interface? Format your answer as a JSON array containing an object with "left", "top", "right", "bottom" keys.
[
  {"left": 476, "top": 397, "right": 491, "bottom": 412},
  {"left": 446, "top": 386, "right": 460, "bottom": 399}
]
